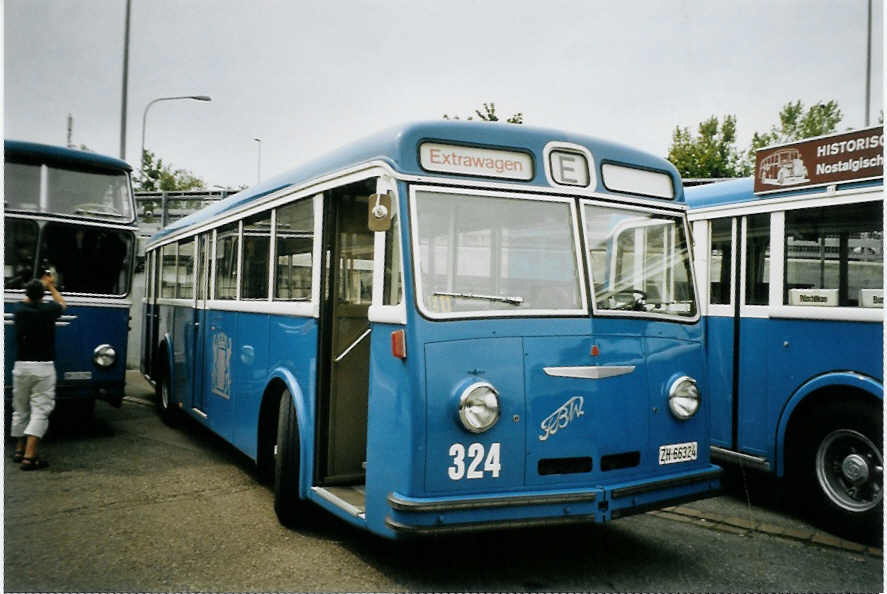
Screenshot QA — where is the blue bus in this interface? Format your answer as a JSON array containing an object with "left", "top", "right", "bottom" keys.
[
  {"left": 142, "top": 121, "right": 720, "bottom": 538},
  {"left": 4, "top": 140, "right": 136, "bottom": 416},
  {"left": 686, "top": 129, "right": 883, "bottom": 542}
]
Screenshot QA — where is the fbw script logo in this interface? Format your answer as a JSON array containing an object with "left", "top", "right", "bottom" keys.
[{"left": 538, "top": 396, "right": 585, "bottom": 441}]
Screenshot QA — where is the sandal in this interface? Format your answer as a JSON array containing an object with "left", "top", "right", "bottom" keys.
[
  {"left": 12, "top": 450, "right": 24, "bottom": 463},
  {"left": 20, "top": 456, "right": 49, "bottom": 471}
]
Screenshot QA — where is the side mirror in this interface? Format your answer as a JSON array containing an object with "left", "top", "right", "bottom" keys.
[{"left": 368, "top": 192, "right": 392, "bottom": 232}]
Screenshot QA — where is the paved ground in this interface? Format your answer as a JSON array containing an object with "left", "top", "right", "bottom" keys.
[
  {"left": 120, "top": 370, "right": 883, "bottom": 558},
  {"left": 1, "top": 370, "right": 881, "bottom": 592}
]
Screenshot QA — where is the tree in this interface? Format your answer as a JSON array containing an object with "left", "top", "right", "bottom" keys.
[
  {"left": 136, "top": 149, "right": 206, "bottom": 192},
  {"left": 746, "top": 100, "right": 843, "bottom": 163},
  {"left": 667, "top": 115, "right": 749, "bottom": 178},
  {"left": 443, "top": 102, "right": 524, "bottom": 124}
]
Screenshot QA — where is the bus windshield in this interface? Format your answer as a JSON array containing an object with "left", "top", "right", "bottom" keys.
[
  {"left": 414, "top": 189, "right": 583, "bottom": 315},
  {"left": 5, "top": 161, "right": 133, "bottom": 220},
  {"left": 584, "top": 204, "right": 697, "bottom": 317},
  {"left": 3, "top": 219, "right": 133, "bottom": 294}
]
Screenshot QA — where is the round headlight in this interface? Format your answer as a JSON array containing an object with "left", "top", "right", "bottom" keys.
[
  {"left": 458, "top": 382, "right": 500, "bottom": 433},
  {"left": 668, "top": 376, "right": 700, "bottom": 420},
  {"left": 93, "top": 344, "right": 116, "bottom": 368}
]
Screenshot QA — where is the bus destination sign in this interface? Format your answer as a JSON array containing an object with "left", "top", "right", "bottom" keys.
[
  {"left": 419, "top": 142, "right": 534, "bottom": 181},
  {"left": 754, "top": 126, "right": 883, "bottom": 194}
]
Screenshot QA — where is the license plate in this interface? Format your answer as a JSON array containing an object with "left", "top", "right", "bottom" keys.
[
  {"left": 658, "top": 441, "right": 698, "bottom": 465},
  {"left": 64, "top": 371, "right": 92, "bottom": 381}
]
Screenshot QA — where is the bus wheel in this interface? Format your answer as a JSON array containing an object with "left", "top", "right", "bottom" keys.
[
  {"left": 801, "top": 401, "right": 883, "bottom": 544},
  {"left": 157, "top": 371, "right": 179, "bottom": 427},
  {"left": 274, "top": 390, "right": 304, "bottom": 527}
]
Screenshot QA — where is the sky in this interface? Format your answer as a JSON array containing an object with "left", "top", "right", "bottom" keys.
[{"left": 4, "top": 0, "right": 884, "bottom": 190}]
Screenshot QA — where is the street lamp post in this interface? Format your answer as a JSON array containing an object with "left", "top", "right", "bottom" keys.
[
  {"left": 253, "top": 137, "right": 262, "bottom": 184},
  {"left": 140, "top": 95, "right": 212, "bottom": 171}
]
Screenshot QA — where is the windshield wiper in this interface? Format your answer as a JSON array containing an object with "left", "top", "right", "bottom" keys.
[{"left": 433, "top": 291, "right": 524, "bottom": 305}]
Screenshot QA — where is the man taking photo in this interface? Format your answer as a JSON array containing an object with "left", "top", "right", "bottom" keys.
[{"left": 11, "top": 271, "right": 66, "bottom": 470}]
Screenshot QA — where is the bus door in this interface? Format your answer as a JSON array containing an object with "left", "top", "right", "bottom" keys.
[
  {"left": 192, "top": 233, "right": 211, "bottom": 414},
  {"left": 704, "top": 217, "right": 739, "bottom": 449},
  {"left": 317, "top": 180, "right": 376, "bottom": 485},
  {"left": 141, "top": 250, "right": 156, "bottom": 376},
  {"left": 705, "top": 214, "right": 770, "bottom": 455}
]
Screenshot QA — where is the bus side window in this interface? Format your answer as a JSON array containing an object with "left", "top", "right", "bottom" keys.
[
  {"left": 709, "top": 218, "right": 732, "bottom": 305},
  {"left": 161, "top": 243, "right": 177, "bottom": 298},
  {"left": 784, "top": 201, "right": 883, "bottom": 307},
  {"left": 215, "top": 222, "right": 239, "bottom": 300},
  {"left": 274, "top": 198, "right": 314, "bottom": 301},
  {"left": 744, "top": 214, "right": 770, "bottom": 306},
  {"left": 177, "top": 238, "right": 195, "bottom": 299},
  {"left": 242, "top": 211, "right": 271, "bottom": 300}
]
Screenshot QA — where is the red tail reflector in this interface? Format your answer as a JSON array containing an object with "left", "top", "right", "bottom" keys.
[{"left": 391, "top": 330, "right": 407, "bottom": 359}]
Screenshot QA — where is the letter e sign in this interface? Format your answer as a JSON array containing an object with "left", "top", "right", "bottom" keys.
[{"left": 550, "top": 150, "right": 589, "bottom": 187}]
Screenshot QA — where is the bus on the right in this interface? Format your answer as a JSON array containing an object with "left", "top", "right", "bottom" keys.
[{"left": 686, "top": 126, "right": 883, "bottom": 543}]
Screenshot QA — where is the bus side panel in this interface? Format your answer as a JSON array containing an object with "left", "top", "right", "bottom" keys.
[
  {"left": 765, "top": 318, "right": 883, "bottom": 462},
  {"left": 232, "top": 312, "right": 271, "bottom": 458},
  {"left": 364, "top": 322, "right": 417, "bottom": 537},
  {"left": 172, "top": 305, "right": 193, "bottom": 411},
  {"left": 267, "top": 315, "right": 318, "bottom": 472},
  {"left": 204, "top": 309, "right": 237, "bottom": 442},
  {"left": 736, "top": 317, "right": 770, "bottom": 455},
  {"left": 705, "top": 315, "right": 734, "bottom": 448}
]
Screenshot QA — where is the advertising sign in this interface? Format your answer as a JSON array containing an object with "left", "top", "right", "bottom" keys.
[{"left": 753, "top": 126, "right": 883, "bottom": 194}]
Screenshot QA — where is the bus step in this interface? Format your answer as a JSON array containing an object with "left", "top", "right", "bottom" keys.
[{"left": 312, "top": 485, "right": 366, "bottom": 518}]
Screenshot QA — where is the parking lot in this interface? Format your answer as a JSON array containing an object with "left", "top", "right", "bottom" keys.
[{"left": 3, "top": 371, "right": 882, "bottom": 592}]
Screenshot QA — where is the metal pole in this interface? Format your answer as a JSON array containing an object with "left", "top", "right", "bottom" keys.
[
  {"left": 120, "top": 0, "right": 132, "bottom": 159},
  {"left": 254, "top": 137, "right": 262, "bottom": 184},
  {"left": 865, "top": 0, "right": 872, "bottom": 126},
  {"left": 140, "top": 95, "right": 212, "bottom": 179}
]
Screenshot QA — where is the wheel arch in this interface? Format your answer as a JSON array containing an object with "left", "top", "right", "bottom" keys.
[
  {"left": 776, "top": 371, "right": 883, "bottom": 477},
  {"left": 256, "top": 367, "right": 310, "bottom": 492},
  {"left": 155, "top": 334, "right": 174, "bottom": 383}
]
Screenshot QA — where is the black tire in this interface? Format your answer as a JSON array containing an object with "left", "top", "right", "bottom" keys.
[
  {"left": 156, "top": 369, "right": 179, "bottom": 427},
  {"left": 274, "top": 390, "right": 305, "bottom": 527},
  {"left": 793, "top": 400, "right": 883, "bottom": 544}
]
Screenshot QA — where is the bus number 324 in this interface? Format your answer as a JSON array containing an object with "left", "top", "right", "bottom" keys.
[{"left": 448, "top": 442, "right": 502, "bottom": 480}]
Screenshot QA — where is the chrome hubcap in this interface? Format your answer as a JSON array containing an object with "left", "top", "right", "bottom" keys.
[
  {"left": 842, "top": 453, "right": 870, "bottom": 483},
  {"left": 816, "top": 429, "right": 883, "bottom": 513}
]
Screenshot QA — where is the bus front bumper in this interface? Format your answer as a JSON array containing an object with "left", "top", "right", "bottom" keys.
[{"left": 385, "top": 465, "right": 722, "bottom": 535}]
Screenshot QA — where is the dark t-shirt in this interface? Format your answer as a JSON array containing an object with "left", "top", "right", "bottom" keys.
[{"left": 15, "top": 301, "right": 64, "bottom": 362}]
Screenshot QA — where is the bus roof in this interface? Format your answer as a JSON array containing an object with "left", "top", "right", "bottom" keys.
[
  {"left": 685, "top": 176, "right": 883, "bottom": 210},
  {"left": 149, "top": 120, "right": 683, "bottom": 245},
  {"left": 5, "top": 139, "right": 133, "bottom": 173}
]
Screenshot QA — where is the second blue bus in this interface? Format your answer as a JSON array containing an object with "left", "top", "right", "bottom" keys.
[{"left": 686, "top": 131, "right": 883, "bottom": 542}]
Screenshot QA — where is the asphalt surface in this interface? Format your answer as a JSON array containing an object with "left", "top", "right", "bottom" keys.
[{"left": 3, "top": 371, "right": 883, "bottom": 592}]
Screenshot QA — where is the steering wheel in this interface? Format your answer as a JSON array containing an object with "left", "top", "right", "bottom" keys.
[{"left": 610, "top": 289, "right": 648, "bottom": 310}]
